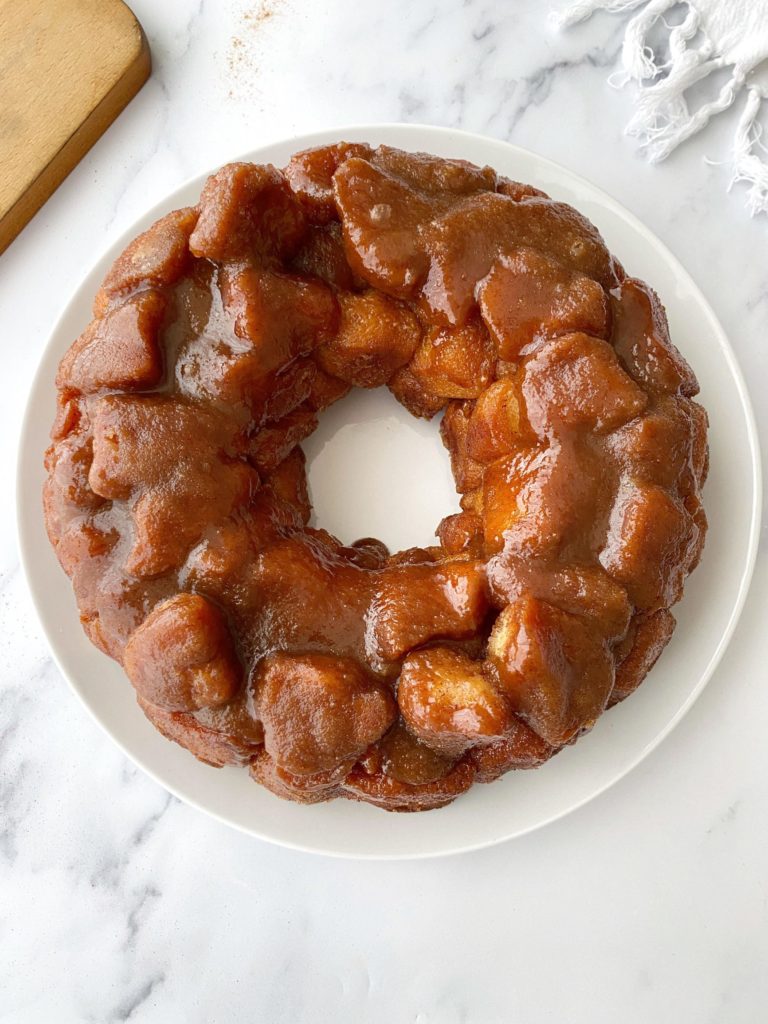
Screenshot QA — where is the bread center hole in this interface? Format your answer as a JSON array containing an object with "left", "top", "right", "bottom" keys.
[{"left": 303, "top": 387, "right": 458, "bottom": 552}]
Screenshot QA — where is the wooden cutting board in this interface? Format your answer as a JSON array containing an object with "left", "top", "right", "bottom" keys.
[{"left": 0, "top": 0, "right": 150, "bottom": 255}]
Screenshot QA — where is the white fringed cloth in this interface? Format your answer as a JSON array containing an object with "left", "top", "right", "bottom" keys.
[{"left": 555, "top": 0, "right": 768, "bottom": 215}]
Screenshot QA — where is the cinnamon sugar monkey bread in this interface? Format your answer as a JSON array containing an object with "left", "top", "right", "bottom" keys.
[{"left": 44, "top": 143, "right": 708, "bottom": 812}]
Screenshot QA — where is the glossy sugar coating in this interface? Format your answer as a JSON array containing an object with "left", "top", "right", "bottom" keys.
[{"left": 44, "top": 143, "right": 708, "bottom": 812}]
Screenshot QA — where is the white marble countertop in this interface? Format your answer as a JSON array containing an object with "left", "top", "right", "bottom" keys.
[{"left": 2, "top": 1, "right": 766, "bottom": 1021}]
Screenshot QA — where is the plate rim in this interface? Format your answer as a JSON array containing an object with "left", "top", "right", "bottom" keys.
[{"left": 16, "top": 122, "right": 763, "bottom": 859}]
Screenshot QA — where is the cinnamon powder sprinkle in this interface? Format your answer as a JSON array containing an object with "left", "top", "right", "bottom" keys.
[{"left": 225, "top": 1, "right": 286, "bottom": 100}]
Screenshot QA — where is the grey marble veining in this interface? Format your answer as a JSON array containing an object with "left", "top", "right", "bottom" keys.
[{"left": 1, "top": 1, "right": 766, "bottom": 1021}]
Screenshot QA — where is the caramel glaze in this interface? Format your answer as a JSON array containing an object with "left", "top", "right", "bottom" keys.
[{"left": 44, "top": 143, "right": 708, "bottom": 811}]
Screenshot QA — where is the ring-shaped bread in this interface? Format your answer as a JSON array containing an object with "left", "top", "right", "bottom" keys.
[{"left": 44, "top": 143, "right": 708, "bottom": 811}]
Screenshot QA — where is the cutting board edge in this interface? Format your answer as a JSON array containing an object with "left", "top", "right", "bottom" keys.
[{"left": 0, "top": 10, "right": 151, "bottom": 257}]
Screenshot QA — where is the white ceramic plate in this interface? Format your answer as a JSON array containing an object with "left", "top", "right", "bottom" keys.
[{"left": 17, "top": 125, "right": 761, "bottom": 859}]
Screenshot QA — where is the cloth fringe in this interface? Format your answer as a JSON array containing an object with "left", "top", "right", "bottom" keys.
[
  {"left": 555, "top": 0, "right": 650, "bottom": 31},
  {"left": 555, "top": 0, "right": 768, "bottom": 215},
  {"left": 729, "top": 86, "right": 768, "bottom": 216}
]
